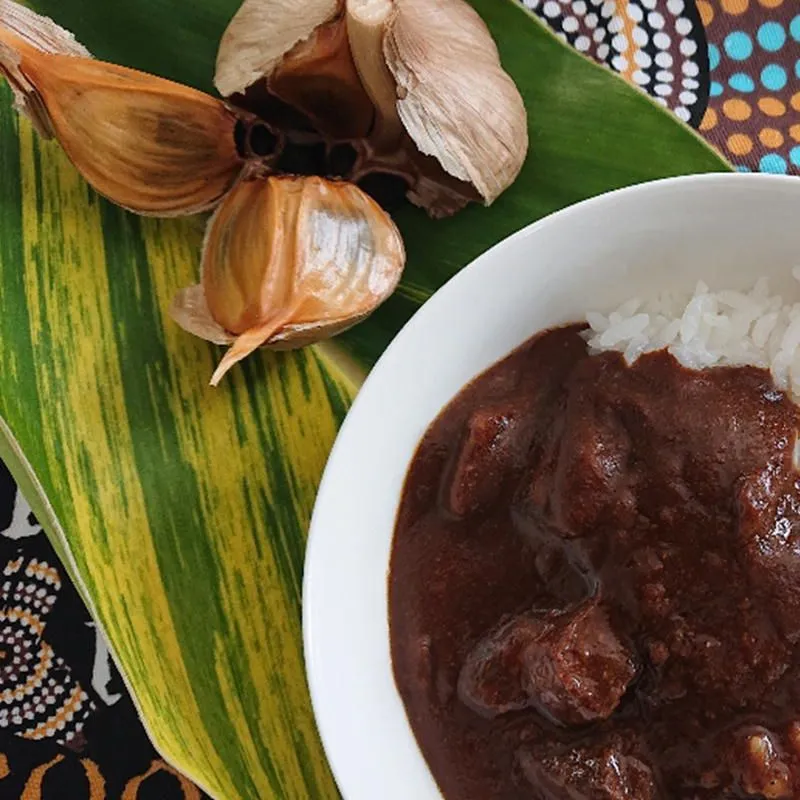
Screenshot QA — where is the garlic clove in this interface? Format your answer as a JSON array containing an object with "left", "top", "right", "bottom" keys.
[
  {"left": 216, "top": 0, "right": 373, "bottom": 142},
  {"left": 0, "top": 1, "right": 246, "bottom": 216},
  {"left": 382, "top": 0, "right": 527, "bottom": 205},
  {"left": 172, "top": 174, "right": 405, "bottom": 384},
  {"left": 268, "top": 12, "right": 374, "bottom": 140},
  {"left": 345, "top": 0, "right": 402, "bottom": 150},
  {"left": 215, "top": 0, "right": 339, "bottom": 98}
]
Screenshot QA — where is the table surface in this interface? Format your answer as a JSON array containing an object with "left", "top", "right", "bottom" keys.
[{"left": 0, "top": 0, "right": 796, "bottom": 795}]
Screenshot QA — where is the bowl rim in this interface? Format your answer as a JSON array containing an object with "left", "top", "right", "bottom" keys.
[{"left": 302, "top": 172, "right": 800, "bottom": 798}]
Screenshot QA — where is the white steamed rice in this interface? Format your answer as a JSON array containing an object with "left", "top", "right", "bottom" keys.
[{"left": 584, "top": 269, "right": 800, "bottom": 398}]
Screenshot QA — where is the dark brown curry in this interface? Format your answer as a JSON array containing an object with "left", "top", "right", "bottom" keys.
[{"left": 390, "top": 325, "right": 800, "bottom": 799}]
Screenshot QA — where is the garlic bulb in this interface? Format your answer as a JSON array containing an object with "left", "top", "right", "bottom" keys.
[
  {"left": 0, "top": 0, "right": 526, "bottom": 382},
  {"left": 214, "top": 0, "right": 528, "bottom": 216},
  {"left": 171, "top": 174, "right": 405, "bottom": 385},
  {"left": 0, "top": 5, "right": 245, "bottom": 216}
]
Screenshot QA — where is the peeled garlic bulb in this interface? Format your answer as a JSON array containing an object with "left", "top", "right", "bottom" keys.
[
  {"left": 0, "top": 2, "right": 244, "bottom": 216},
  {"left": 172, "top": 174, "right": 405, "bottom": 385},
  {"left": 382, "top": 0, "right": 527, "bottom": 204}
]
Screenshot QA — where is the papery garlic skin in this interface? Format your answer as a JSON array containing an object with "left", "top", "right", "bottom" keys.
[
  {"left": 383, "top": 0, "right": 528, "bottom": 204},
  {"left": 0, "top": 1, "right": 244, "bottom": 216},
  {"left": 0, "top": 0, "right": 88, "bottom": 58},
  {"left": 0, "top": 0, "right": 89, "bottom": 137},
  {"left": 172, "top": 174, "right": 405, "bottom": 384},
  {"left": 215, "top": 0, "right": 340, "bottom": 98},
  {"left": 170, "top": 285, "right": 372, "bottom": 350},
  {"left": 215, "top": 0, "right": 528, "bottom": 216}
]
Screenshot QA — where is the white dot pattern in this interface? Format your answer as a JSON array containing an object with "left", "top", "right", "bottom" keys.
[
  {"left": 520, "top": 0, "right": 708, "bottom": 127},
  {"left": 0, "top": 554, "right": 95, "bottom": 746}
]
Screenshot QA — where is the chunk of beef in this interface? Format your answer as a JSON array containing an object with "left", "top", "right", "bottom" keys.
[
  {"left": 550, "top": 402, "right": 634, "bottom": 535},
  {"left": 446, "top": 405, "right": 524, "bottom": 517},
  {"left": 518, "top": 735, "right": 657, "bottom": 800},
  {"left": 728, "top": 726, "right": 793, "bottom": 799},
  {"left": 456, "top": 613, "right": 535, "bottom": 717},
  {"left": 515, "top": 392, "right": 634, "bottom": 538},
  {"left": 737, "top": 469, "right": 800, "bottom": 642},
  {"left": 458, "top": 603, "right": 636, "bottom": 725}
]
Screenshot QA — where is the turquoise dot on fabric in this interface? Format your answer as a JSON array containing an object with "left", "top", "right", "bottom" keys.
[
  {"left": 710, "top": 81, "right": 723, "bottom": 97},
  {"left": 795, "top": 59, "right": 800, "bottom": 79},
  {"left": 708, "top": 44, "right": 720, "bottom": 70},
  {"left": 791, "top": 147, "right": 800, "bottom": 169},
  {"left": 757, "top": 22, "right": 786, "bottom": 52},
  {"left": 729, "top": 73, "right": 754, "bottom": 93},
  {"left": 760, "top": 154, "right": 788, "bottom": 175},
  {"left": 724, "top": 32, "right": 753, "bottom": 60},
  {"left": 761, "top": 64, "right": 787, "bottom": 91},
  {"left": 791, "top": 15, "right": 800, "bottom": 43},
  {"left": 735, "top": 165, "right": 750, "bottom": 173}
]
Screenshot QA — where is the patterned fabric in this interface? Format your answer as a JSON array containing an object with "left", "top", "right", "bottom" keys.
[
  {"left": 523, "top": 0, "right": 800, "bottom": 174},
  {"left": 1, "top": 554, "right": 93, "bottom": 748},
  {"left": 0, "top": 0, "right": 797, "bottom": 795},
  {"left": 0, "top": 462, "right": 207, "bottom": 798},
  {"left": 525, "top": 0, "right": 710, "bottom": 126}
]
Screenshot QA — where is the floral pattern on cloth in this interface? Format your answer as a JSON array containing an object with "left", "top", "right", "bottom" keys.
[{"left": 522, "top": 0, "right": 800, "bottom": 174}]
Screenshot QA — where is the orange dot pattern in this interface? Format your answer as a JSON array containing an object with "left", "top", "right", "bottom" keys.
[
  {"left": 700, "top": 108, "right": 719, "bottom": 131},
  {"left": 700, "top": 0, "right": 797, "bottom": 173},
  {"left": 759, "top": 128, "right": 784, "bottom": 148},
  {"left": 721, "top": 0, "right": 749, "bottom": 13},
  {"left": 723, "top": 99, "right": 752, "bottom": 121},
  {"left": 697, "top": 0, "right": 715, "bottom": 25},
  {"left": 727, "top": 133, "right": 754, "bottom": 155},
  {"left": 0, "top": 556, "right": 94, "bottom": 748},
  {"left": 758, "top": 98, "right": 786, "bottom": 117}
]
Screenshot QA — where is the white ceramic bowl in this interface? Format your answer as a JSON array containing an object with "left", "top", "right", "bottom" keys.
[{"left": 303, "top": 174, "right": 800, "bottom": 799}]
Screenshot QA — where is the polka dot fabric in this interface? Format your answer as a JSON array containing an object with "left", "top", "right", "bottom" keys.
[
  {"left": 524, "top": 0, "right": 710, "bottom": 125},
  {"left": 699, "top": 0, "right": 799, "bottom": 173},
  {"left": 520, "top": 0, "right": 800, "bottom": 175}
]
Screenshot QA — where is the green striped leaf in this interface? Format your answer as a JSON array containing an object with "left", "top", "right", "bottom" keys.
[{"left": 0, "top": 0, "right": 728, "bottom": 797}]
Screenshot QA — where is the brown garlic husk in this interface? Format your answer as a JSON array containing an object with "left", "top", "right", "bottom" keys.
[
  {"left": 170, "top": 173, "right": 405, "bottom": 385},
  {"left": 0, "top": 2, "right": 253, "bottom": 216},
  {"left": 214, "top": 0, "right": 528, "bottom": 217}
]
